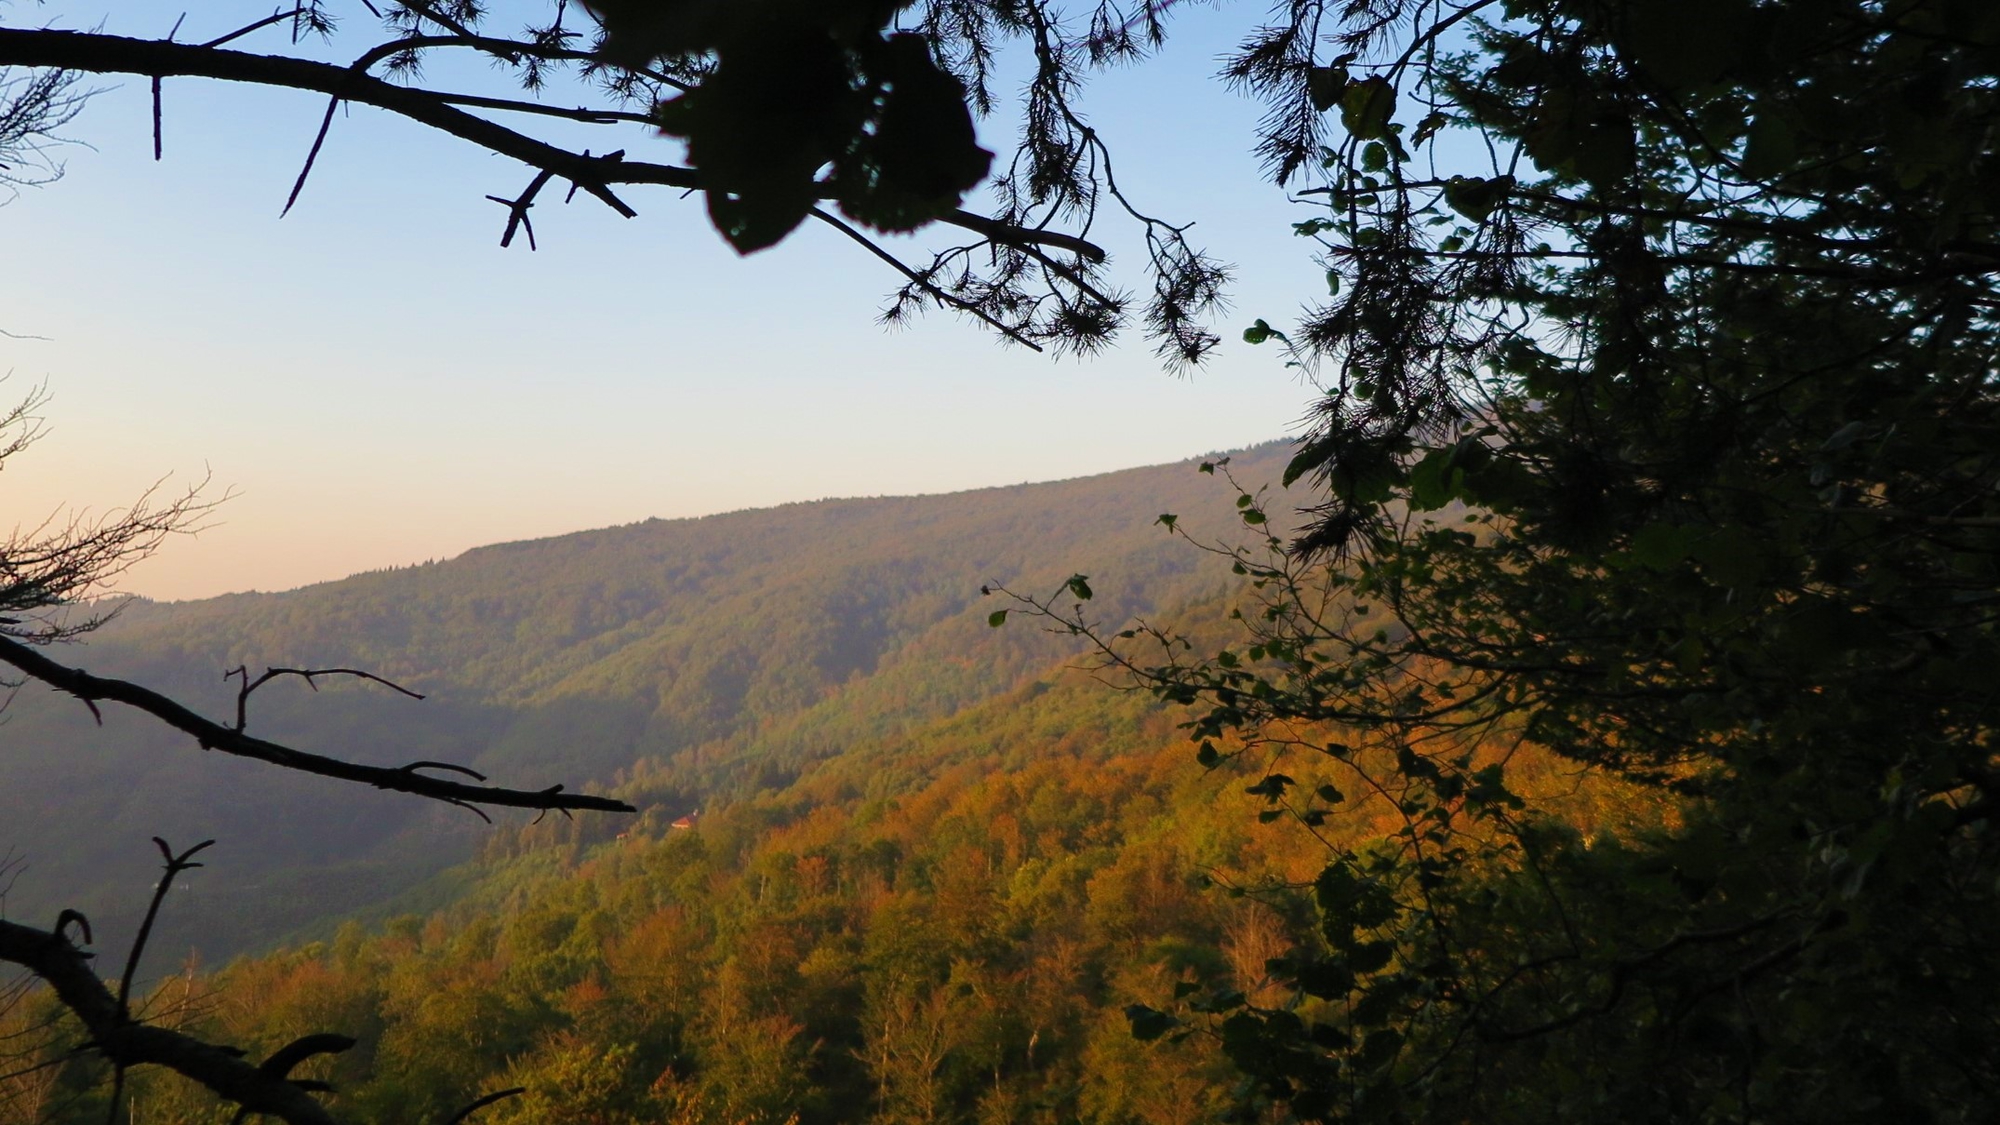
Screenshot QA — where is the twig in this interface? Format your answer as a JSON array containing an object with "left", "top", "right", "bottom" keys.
[
  {"left": 400, "top": 760, "right": 486, "bottom": 782},
  {"left": 202, "top": 11, "right": 301, "bottom": 50},
  {"left": 102, "top": 839, "right": 212, "bottom": 1125},
  {"left": 811, "top": 207, "right": 1045, "bottom": 352},
  {"left": 117, "top": 838, "right": 213, "bottom": 1023},
  {"left": 446, "top": 1087, "right": 526, "bottom": 1123},
  {"left": 434, "top": 90, "right": 653, "bottom": 125},
  {"left": 224, "top": 664, "right": 424, "bottom": 734},
  {"left": 485, "top": 168, "right": 556, "bottom": 249},
  {"left": 281, "top": 94, "right": 339, "bottom": 217},
  {"left": 945, "top": 208, "right": 1106, "bottom": 264}
]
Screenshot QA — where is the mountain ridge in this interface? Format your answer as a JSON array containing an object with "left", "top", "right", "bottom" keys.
[{"left": 0, "top": 441, "right": 1293, "bottom": 961}]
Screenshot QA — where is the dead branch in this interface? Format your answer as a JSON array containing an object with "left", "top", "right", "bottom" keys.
[
  {"left": 0, "top": 917, "right": 344, "bottom": 1125},
  {"left": 0, "top": 28, "right": 1108, "bottom": 261},
  {"left": 446, "top": 1087, "right": 526, "bottom": 1122},
  {"left": 0, "top": 635, "right": 634, "bottom": 815}
]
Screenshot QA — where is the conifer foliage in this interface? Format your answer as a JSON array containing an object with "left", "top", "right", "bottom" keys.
[{"left": 1025, "top": 1, "right": 2000, "bottom": 1120}]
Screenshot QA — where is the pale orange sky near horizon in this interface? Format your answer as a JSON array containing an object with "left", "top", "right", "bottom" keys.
[{"left": 4, "top": 3, "right": 1348, "bottom": 602}]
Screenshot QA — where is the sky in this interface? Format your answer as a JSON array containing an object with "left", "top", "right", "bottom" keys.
[{"left": 2, "top": 2, "right": 1338, "bottom": 601}]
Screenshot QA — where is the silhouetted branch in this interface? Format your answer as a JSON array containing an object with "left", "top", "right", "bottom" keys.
[
  {"left": 281, "top": 93, "right": 339, "bottom": 217},
  {"left": 486, "top": 167, "right": 557, "bottom": 249},
  {"left": 0, "top": 917, "right": 345, "bottom": 1125},
  {"left": 0, "top": 28, "right": 1110, "bottom": 276},
  {"left": 116, "top": 839, "right": 213, "bottom": 1024},
  {"left": 0, "top": 635, "right": 635, "bottom": 815},
  {"left": 811, "top": 207, "right": 1046, "bottom": 353},
  {"left": 224, "top": 664, "right": 424, "bottom": 733},
  {"left": 446, "top": 1086, "right": 526, "bottom": 1123},
  {"left": 225, "top": 1035, "right": 358, "bottom": 1125},
  {"left": 0, "top": 395, "right": 218, "bottom": 644}
]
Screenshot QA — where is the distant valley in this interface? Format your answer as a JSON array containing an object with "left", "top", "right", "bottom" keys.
[{"left": 0, "top": 443, "right": 1292, "bottom": 962}]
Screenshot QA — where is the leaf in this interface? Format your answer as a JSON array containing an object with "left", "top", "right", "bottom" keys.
[
  {"left": 1412, "top": 110, "right": 1450, "bottom": 147},
  {"left": 1340, "top": 76, "right": 1396, "bottom": 141},
  {"left": 1347, "top": 940, "right": 1395, "bottom": 974},
  {"left": 1156, "top": 513, "right": 1178, "bottom": 531},
  {"left": 1284, "top": 438, "right": 1337, "bottom": 486},
  {"left": 1242, "top": 318, "right": 1290, "bottom": 345},
  {"left": 1125, "top": 1004, "right": 1179, "bottom": 1041},
  {"left": 987, "top": 609, "right": 1008, "bottom": 627},
  {"left": 1408, "top": 446, "right": 1464, "bottom": 511},
  {"left": 1065, "top": 574, "right": 1094, "bottom": 601},
  {"left": 1306, "top": 65, "right": 1349, "bottom": 113},
  {"left": 1442, "top": 175, "right": 1509, "bottom": 222}
]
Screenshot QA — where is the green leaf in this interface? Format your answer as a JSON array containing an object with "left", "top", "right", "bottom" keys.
[
  {"left": 987, "top": 609, "right": 1008, "bottom": 627},
  {"left": 1065, "top": 574, "right": 1094, "bottom": 601},
  {"left": 1408, "top": 446, "right": 1464, "bottom": 511},
  {"left": 1156, "top": 513, "right": 1178, "bottom": 531},
  {"left": 1306, "top": 65, "right": 1349, "bottom": 113},
  {"left": 1242, "top": 318, "right": 1290, "bottom": 345},
  {"left": 1340, "top": 76, "right": 1396, "bottom": 141},
  {"left": 1442, "top": 175, "right": 1509, "bottom": 222},
  {"left": 1284, "top": 439, "right": 1337, "bottom": 487}
]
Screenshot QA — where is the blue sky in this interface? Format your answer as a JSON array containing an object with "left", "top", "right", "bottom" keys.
[{"left": 3, "top": 3, "right": 1340, "bottom": 600}]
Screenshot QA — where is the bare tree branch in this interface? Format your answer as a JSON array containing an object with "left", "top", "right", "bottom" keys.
[
  {"left": 0, "top": 917, "right": 345, "bottom": 1125},
  {"left": 0, "top": 635, "right": 635, "bottom": 815},
  {"left": 0, "top": 28, "right": 1111, "bottom": 275}
]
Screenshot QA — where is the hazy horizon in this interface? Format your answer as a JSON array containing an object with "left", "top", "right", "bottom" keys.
[
  {"left": 99, "top": 437, "right": 1290, "bottom": 604},
  {"left": 1, "top": 2, "right": 1326, "bottom": 603}
]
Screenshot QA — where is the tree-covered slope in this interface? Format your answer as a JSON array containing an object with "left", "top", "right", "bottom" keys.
[
  {"left": 0, "top": 570, "right": 1668, "bottom": 1125},
  {"left": 0, "top": 444, "right": 1288, "bottom": 961}
]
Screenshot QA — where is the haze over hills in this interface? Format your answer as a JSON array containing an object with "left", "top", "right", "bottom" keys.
[{"left": 0, "top": 442, "right": 1293, "bottom": 961}]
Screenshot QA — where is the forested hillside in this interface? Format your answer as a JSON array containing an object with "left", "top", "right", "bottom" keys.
[
  {"left": 0, "top": 577, "right": 1664, "bottom": 1125},
  {"left": 0, "top": 444, "right": 1289, "bottom": 961}
]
